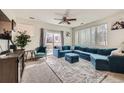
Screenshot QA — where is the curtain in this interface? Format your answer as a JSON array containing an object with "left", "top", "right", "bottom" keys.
[
  {"left": 40, "top": 28, "right": 44, "bottom": 47},
  {"left": 60, "top": 31, "right": 64, "bottom": 46}
]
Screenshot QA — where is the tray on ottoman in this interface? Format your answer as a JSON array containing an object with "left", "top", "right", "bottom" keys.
[{"left": 65, "top": 53, "right": 79, "bottom": 63}]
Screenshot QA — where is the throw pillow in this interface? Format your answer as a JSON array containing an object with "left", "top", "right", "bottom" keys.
[{"left": 110, "top": 48, "right": 124, "bottom": 56}]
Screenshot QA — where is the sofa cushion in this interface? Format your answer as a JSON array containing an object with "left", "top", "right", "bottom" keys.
[
  {"left": 74, "top": 46, "right": 81, "bottom": 50},
  {"left": 80, "top": 47, "right": 88, "bottom": 52},
  {"left": 106, "top": 48, "right": 117, "bottom": 55},
  {"left": 86, "top": 48, "right": 98, "bottom": 54},
  {"left": 62, "top": 46, "right": 71, "bottom": 50},
  {"left": 81, "top": 51, "right": 92, "bottom": 55},
  {"left": 75, "top": 47, "right": 97, "bottom": 54},
  {"left": 97, "top": 48, "right": 116, "bottom": 56},
  {"left": 60, "top": 50, "right": 72, "bottom": 53},
  {"left": 36, "top": 47, "right": 46, "bottom": 53},
  {"left": 74, "top": 50, "right": 92, "bottom": 55},
  {"left": 90, "top": 54, "right": 108, "bottom": 60}
]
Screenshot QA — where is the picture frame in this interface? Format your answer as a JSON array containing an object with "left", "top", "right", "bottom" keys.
[
  {"left": 111, "top": 20, "right": 124, "bottom": 30},
  {"left": 66, "top": 32, "right": 71, "bottom": 37}
]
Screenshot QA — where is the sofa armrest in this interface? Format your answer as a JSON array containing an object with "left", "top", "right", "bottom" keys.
[
  {"left": 108, "top": 55, "right": 124, "bottom": 62},
  {"left": 53, "top": 49, "right": 60, "bottom": 57},
  {"left": 108, "top": 55, "right": 124, "bottom": 73}
]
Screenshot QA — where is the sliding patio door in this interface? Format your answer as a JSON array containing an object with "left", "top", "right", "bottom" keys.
[{"left": 45, "top": 31, "right": 61, "bottom": 55}]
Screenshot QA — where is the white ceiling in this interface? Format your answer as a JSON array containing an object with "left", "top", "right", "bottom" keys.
[{"left": 2, "top": 9, "right": 121, "bottom": 28}]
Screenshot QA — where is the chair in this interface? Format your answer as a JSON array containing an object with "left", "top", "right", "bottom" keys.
[{"left": 34, "top": 46, "right": 47, "bottom": 59}]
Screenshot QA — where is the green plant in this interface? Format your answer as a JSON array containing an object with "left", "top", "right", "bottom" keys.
[{"left": 14, "top": 31, "right": 31, "bottom": 49}]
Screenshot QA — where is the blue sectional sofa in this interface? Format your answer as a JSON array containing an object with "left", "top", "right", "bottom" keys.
[
  {"left": 53, "top": 45, "right": 118, "bottom": 72},
  {"left": 73, "top": 46, "right": 116, "bottom": 71}
]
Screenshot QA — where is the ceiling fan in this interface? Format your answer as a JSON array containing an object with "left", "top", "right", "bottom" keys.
[{"left": 54, "top": 10, "right": 77, "bottom": 24}]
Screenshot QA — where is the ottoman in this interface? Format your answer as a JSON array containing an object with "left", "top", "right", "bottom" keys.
[{"left": 65, "top": 53, "right": 79, "bottom": 63}]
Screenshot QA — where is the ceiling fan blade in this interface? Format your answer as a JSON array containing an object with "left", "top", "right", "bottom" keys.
[
  {"left": 58, "top": 21, "right": 64, "bottom": 24},
  {"left": 67, "top": 18, "right": 76, "bottom": 21},
  {"left": 54, "top": 18, "right": 62, "bottom": 20}
]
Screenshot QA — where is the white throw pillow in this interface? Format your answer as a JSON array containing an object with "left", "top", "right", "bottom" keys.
[{"left": 110, "top": 48, "right": 124, "bottom": 56}]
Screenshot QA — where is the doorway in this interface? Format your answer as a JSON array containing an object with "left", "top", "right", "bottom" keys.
[{"left": 45, "top": 32, "right": 61, "bottom": 55}]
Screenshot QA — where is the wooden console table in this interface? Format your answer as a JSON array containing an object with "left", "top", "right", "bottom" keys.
[{"left": 0, "top": 50, "right": 25, "bottom": 83}]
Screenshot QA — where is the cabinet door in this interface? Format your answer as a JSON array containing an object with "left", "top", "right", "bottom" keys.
[{"left": 0, "top": 58, "right": 18, "bottom": 83}]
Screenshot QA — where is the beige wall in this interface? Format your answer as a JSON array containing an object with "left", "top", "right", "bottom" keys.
[
  {"left": 0, "top": 21, "right": 11, "bottom": 32},
  {"left": 72, "top": 12, "right": 124, "bottom": 48},
  {"left": 5, "top": 10, "right": 124, "bottom": 49},
  {"left": 12, "top": 18, "right": 72, "bottom": 50}
]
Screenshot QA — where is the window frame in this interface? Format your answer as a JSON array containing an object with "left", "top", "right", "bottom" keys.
[{"left": 74, "top": 23, "right": 108, "bottom": 46}]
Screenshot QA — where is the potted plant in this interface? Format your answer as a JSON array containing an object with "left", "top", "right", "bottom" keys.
[{"left": 14, "top": 31, "right": 31, "bottom": 50}]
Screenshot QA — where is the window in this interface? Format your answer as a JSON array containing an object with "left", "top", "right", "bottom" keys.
[
  {"left": 96, "top": 24, "right": 107, "bottom": 45},
  {"left": 74, "top": 31, "right": 79, "bottom": 45},
  {"left": 79, "top": 29, "right": 85, "bottom": 46},
  {"left": 75, "top": 24, "right": 107, "bottom": 46},
  {"left": 85, "top": 28, "right": 91, "bottom": 46},
  {"left": 91, "top": 27, "right": 96, "bottom": 45},
  {"left": 79, "top": 28, "right": 91, "bottom": 46}
]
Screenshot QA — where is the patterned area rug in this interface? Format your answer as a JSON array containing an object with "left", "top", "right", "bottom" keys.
[
  {"left": 46, "top": 56, "right": 108, "bottom": 83},
  {"left": 21, "top": 59, "right": 61, "bottom": 83}
]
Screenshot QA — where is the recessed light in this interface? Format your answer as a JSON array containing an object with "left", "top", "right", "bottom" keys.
[{"left": 29, "top": 17, "right": 35, "bottom": 19}]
